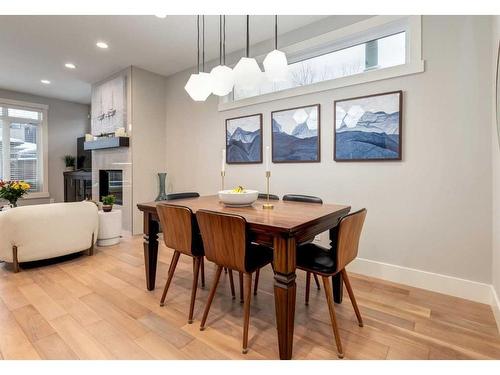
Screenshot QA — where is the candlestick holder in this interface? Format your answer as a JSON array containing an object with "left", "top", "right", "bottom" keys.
[
  {"left": 263, "top": 171, "right": 274, "bottom": 209},
  {"left": 220, "top": 171, "right": 225, "bottom": 191}
]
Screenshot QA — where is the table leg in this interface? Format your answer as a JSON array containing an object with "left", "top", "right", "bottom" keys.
[
  {"left": 143, "top": 212, "right": 159, "bottom": 291},
  {"left": 332, "top": 273, "right": 343, "bottom": 304},
  {"left": 273, "top": 235, "right": 297, "bottom": 360}
]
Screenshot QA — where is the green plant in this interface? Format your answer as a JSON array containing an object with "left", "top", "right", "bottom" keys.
[
  {"left": 102, "top": 194, "right": 116, "bottom": 206},
  {"left": 63, "top": 155, "right": 76, "bottom": 167}
]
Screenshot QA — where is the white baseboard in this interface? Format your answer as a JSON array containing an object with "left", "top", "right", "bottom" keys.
[{"left": 347, "top": 257, "right": 493, "bottom": 304}]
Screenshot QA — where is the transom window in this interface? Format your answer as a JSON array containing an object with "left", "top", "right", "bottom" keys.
[
  {"left": 234, "top": 32, "right": 406, "bottom": 101},
  {"left": 0, "top": 101, "right": 47, "bottom": 194},
  {"left": 220, "top": 15, "right": 424, "bottom": 111}
]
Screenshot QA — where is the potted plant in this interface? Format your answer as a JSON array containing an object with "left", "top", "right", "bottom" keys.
[
  {"left": 0, "top": 180, "right": 31, "bottom": 207},
  {"left": 63, "top": 155, "right": 76, "bottom": 171},
  {"left": 102, "top": 194, "right": 116, "bottom": 212}
]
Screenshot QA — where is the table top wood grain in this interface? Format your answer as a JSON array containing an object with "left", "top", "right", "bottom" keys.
[{"left": 137, "top": 195, "right": 351, "bottom": 236}]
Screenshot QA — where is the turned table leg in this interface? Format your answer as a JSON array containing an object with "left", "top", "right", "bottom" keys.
[
  {"left": 273, "top": 235, "right": 297, "bottom": 360},
  {"left": 143, "top": 212, "right": 160, "bottom": 291}
]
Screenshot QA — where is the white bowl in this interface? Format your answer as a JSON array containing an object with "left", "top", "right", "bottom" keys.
[{"left": 218, "top": 189, "right": 259, "bottom": 207}]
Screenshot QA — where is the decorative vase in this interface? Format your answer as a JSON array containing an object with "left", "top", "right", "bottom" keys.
[
  {"left": 103, "top": 204, "right": 113, "bottom": 213},
  {"left": 155, "top": 173, "right": 168, "bottom": 201},
  {"left": 65, "top": 166, "right": 75, "bottom": 172},
  {"left": 9, "top": 200, "right": 17, "bottom": 208}
]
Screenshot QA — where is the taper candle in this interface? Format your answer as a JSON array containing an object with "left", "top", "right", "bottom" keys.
[
  {"left": 265, "top": 146, "right": 271, "bottom": 172},
  {"left": 221, "top": 149, "right": 226, "bottom": 172}
]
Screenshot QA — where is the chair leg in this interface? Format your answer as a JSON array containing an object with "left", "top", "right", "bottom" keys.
[
  {"left": 200, "top": 265, "right": 223, "bottom": 331},
  {"left": 160, "top": 251, "right": 180, "bottom": 307},
  {"left": 341, "top": 269, "right": 363, "bottom": 327},
  {"left": 200, "top": 257, "right": 206, "bottom": 288},
  {"left": 242, "top": 272, "right": 253, "bottom": 354},
  {"left": 253, "top": 268, "right": 260, "bottom": 296},
  {"left": 188, "top": 257, "right": 201, "bottom": 324},
  {"left": 322, "top": 275, "right": 344, "bottom": 359},
  {"left": 12, "top": 246, "right": 19, "bottom": 273},
  {"left": 224, "top": 267, "right": 228, "bottom": 274},
  {"left": 305, "top": 272, "right": 311, "bottom": 305},
  {"left": 239, "top": 272, "right": 244, "bottom": 303},
  {"left": 87, "top": 233, "right": 94, "bottom": 256},
  {"left": 228, "top": 269, "right": 236, "bottom": 299},
  {"left": 313, "top": 273, "right": 321, "bottom": 290}
]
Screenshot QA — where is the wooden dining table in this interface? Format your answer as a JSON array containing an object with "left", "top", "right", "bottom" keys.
[{"left": 137, "top": 195, "right": 351, "bottom": 360}]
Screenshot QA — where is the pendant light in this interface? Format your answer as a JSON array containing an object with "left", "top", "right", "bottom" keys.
[
  {"left": 185, "top": 15, "right": 213, "bottom": 101},
  {"left": 210, "top": 16, "right": 234, "bottom": 96},
  {"left": 233, "top": 15, "right": 262, "bottom": 90},
  {"left": 263, "top": 15, "right": 289, "bottom": 82}
]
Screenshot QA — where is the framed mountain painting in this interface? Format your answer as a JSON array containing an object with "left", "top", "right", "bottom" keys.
[
  {"left": 271, "top": 104, "right": 320, "bottom": 163},
  {"left": 334, "top": 91, "right": 402, "bottom": 161},
  {"left": 225, "top": 114, "right": 263, "bottom": 164}
]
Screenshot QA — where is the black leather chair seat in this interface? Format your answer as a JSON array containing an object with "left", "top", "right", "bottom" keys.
[
  {"left": 246, "top": 244, "right": 274, "bottom": 273},
  {"left": 296, "top": 243, "right": 337, "bottom": 275}
]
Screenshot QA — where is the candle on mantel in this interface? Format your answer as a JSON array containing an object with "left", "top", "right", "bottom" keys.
[
  {"left": 265, "top": 146, "right": 271, "bottom": 172},
  {"left": 221, "top": 149, "right": 226, "bottom": 172}
]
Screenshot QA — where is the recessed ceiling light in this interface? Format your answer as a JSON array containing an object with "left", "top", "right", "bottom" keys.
[
  {"left": 155, "top": 14, "right": 167, "bottom": 18},
  {"left": 96, "top": 41, "right": 109, "bottom": 49},
  {"left": 41, "top": 79, "right": 51, "bottom": 84},
  {"left": 65, "top": 63, "right": 76, "bottom": 69}
]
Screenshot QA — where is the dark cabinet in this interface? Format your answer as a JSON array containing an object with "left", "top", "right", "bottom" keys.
[{"left": 64, "top": 170, "right": 92, "bottom": 202}]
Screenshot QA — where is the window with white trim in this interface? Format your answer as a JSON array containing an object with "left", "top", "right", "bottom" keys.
[
  {"left": 220, "top": 16, "right": 424, "bottom": 111},
  {"left": 0, "top": 101, "right": 47, "bottom": 194}
]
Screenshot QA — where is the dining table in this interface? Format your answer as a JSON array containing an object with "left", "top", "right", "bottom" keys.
[{"left": 137, "top": 195, "right": 351, "bottom": 360}]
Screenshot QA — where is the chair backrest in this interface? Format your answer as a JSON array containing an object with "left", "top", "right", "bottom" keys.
[
  {"left": 166, "top": 192, "right": 200, "bottom": 200},
  {"left": 258, "top": 193, "right": 280, "bottom": 200},
  {"left": 157, "top": 204, "right": 201, "bottom": 256},
  {"left": 283, "top": 194, "right": 323, "bottom": 204},
  {"left": 335, "top": 208, "right": 367, "bottom": 271},
  {"left": 196, "top": 209, "right": 247, "bottom": 272}
]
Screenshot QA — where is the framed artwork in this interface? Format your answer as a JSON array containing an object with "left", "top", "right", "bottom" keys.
[
  {"left": 334, "top": 91, "right": 402, "bottom": 161},
  {"left": 225, "top": 114, "right": 263, "bottom": 164},
  {"left": 271, "top": 104, "right": 320, "bottom": 163}
]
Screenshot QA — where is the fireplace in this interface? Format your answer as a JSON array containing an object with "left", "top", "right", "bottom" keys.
[{"left": 99, "top": 169, "right": 123, "bottom": 205}]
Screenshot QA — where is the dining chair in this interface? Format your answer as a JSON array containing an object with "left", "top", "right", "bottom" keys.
[
  {"left": 282, "top": 194, "right": 323, "bottom": 293},
  {"left": 163, "top": 191, "right": 205, "bottom": 286},
  {"left": 196, "top": 209, "right": 273, "bottom": 354},
  {"left": 156, "top": 203, "right": 206, "bottom": 324},
  {"left": 296, "top": 208, "right": 367, "bottom": 358},
  {"left": 258, "top": 193, "right": 280, "bottom": 200}
]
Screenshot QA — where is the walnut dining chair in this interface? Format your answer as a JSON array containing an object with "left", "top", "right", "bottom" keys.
[
  {"left": 296, "top": 208, "right": 367, "bottom": 358},
  {"left": 196, "top": 209, "right": 274, "bottom": 354},
  {"left": 156, "top": 203, "right": 205, "bottom": 323}
]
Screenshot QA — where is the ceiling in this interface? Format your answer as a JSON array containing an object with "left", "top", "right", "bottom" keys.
[{"left": 0, "top": 15, "right": 329, "bottom": 104}]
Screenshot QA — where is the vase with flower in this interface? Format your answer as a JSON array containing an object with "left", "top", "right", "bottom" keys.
[{"left": 0, "top": 180, "right": 31, "bottom": 208}]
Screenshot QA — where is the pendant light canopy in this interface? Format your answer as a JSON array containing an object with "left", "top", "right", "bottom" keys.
[
  {"left": 185, "top": 15, "right": 213, "bottom": 101},
  {"left": 210, "top": 15, "right": 234, "bottom": 96},
  {"left": 263, "top": 15, "right": 289, "bottom": 82},
  {"left": 233, "top": 15, "right": 262, "bottom": 90}
]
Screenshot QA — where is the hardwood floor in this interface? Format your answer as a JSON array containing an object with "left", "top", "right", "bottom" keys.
[{"left": 1, "top": 235, "right": 499, "bottom": 360}]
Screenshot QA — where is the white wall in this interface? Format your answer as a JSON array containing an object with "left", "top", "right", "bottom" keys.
[
  {"left": 491, "top": 16, "right": 500, "bottom": 318},
  {"left": 0, "top": 88, "right": 90, "bottom": 203},
  {"left": 131, "top": 66, "right": 167, "bottom": 234},
  {"left": 165, "top": 16, "right": 493, "bottom": 284}
]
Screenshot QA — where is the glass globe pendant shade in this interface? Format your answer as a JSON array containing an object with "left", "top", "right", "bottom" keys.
[
  {"left": 210, "top": 65, "right": 235, "bottom": 96},
  {"left": 184, "top": 72, "right": 213, "bottom": 101},
  {"left": 263, "top": 49, "right": 288, "bottom": 82},
  {"left": 233, "top": 57, "right": 263, "bottom": 90}
]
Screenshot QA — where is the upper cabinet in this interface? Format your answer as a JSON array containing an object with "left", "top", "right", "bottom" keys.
[{"left": 91, "top": 75, "right": 127, "bottom": 135}]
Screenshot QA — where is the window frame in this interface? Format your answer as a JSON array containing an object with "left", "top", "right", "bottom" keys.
[
  {"left": 218, "top": 15, "right": 424, "bottom": 112},
  {"left": 0, "top": 98, "right": 49, "bottom": 199}
]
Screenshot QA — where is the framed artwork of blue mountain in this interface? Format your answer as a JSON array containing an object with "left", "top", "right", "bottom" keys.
[
  {"left": 334, "top": 91, "right": 402, "bottom": 161},
  {"left": 225, "top": 114, "right": 263, "bottom": 164},
  {"left": 271, "top": 104, "right": 320, "bottom": 163}
]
